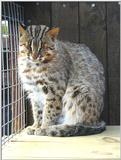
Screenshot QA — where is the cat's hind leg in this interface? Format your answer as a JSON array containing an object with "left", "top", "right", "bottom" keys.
[{"left": 62, "top": 84, "right": 103, "bottom": 126}]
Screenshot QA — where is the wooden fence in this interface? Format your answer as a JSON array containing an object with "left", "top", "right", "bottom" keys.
[{"left": 19, "top": 2, "right": 120, "bottom": 125}]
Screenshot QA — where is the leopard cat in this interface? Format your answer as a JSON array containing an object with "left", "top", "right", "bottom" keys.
[{"left": 18, "top": 24, "right": 106, "bottom": 137}]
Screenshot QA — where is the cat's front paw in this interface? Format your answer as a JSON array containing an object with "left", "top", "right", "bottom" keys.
[
  {"left": 35, "top": 128, "right": 47, "bottom": 136},
  {"left": 25, "top": 126, "right": 36, "bottom": 135}
]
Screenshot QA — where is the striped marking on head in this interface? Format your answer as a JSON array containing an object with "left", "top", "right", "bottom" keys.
[
  {"left": 27, "top": 25, "right": 49, "bottom": 39},
  {"left": 27, "top": 25, "right": 49, "bottom": 52}
]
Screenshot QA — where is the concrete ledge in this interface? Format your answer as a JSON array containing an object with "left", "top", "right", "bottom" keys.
[{"left": 2, "top": 126, "right": 120, "bottom": 160}]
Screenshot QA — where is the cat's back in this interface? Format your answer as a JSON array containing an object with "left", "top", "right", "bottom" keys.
[
  {"left": 61, "top": 41, "right": 103, "bottom": 71},
  {"left": 58, "top": 40, "right": 105, "bottom": 93}
]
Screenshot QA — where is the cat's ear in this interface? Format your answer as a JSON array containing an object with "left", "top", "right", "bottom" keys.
[
  {"left": 18, "top": 23, "right": 27, "bottom": 37},
  {"left": 46, "top": 27, "right": 60, "bottom": 41}
]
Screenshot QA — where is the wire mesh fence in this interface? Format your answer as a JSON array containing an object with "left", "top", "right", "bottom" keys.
[{"left": 1, "top": 2, "right": 27, "bottom": 146}]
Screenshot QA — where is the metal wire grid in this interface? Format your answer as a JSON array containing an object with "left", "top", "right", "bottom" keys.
[{"left": 1, "top": 2, "right": 27, "bottom": 146}]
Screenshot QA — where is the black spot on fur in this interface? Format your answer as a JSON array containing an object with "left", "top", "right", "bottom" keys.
[
  {"left": 48, "top": 110, "right": 50, "bottom": 113},
  {"left": 44, "top": 82, "right": 48, "bottom": 85},
  {"left": 81, "top": 105, "right": 86, "bottom": 112},
  {"left": 72, "top": 90, "right": 80, "bottom": 98},
  {"left": 50, "top": 116, "right": 53, "bottom": 120},
  {"left": 36, "top": 80, "right": 44, "bottom": 85},
  {"left": 50, "top": 105, "right": 53, "bottom": 108},
  {"left": 36, "top": 63, "right": 40, "bottom": 66},
  {"left": 52, "top": 113, "right": 56, "bottom": 117},
  {"left": 48, "top": 77, "right": 58, "bottom": 83},
  {"left": 56, "top": 106, "right": 61, "bottom": 110},
  {"left": 38, "top": 110, "right": 42, "bottom": 114},
  {"left": 74, "top": 86, "right": 78, "bottom": 90},
  {"left": 59, "top": 130, "right": 65, "bottom": 136},
  {"left": 50, "top": 131, "right": 57, "bottom": 136},
  {"left": 87, "top": 96, "right": 91, "bottom": 103},
  {"left": 93, "top": 105, "right": 96, "bottom": 108},
  {"left": 50, "top": 87, "right": 55, "bottom": 95},
  {"left": 42, "top": 86, "right": 48, "bottom": 94},
  {"left": 57, "top": 95, "right": 62, "bottom": 101}
]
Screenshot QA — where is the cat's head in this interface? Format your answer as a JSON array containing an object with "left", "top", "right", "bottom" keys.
[{"left": 18, "top": 24, "right": 59, "bottom": 63}]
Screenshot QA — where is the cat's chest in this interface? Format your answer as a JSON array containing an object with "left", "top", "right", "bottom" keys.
[
  {"left": 18, "top": 58, "right": 47, "bottom": 105},
  {"left": 18, "top": 58, "right": 44, "bottom": 82},
  {"left": 18, "top": 58, "right": 46, "bottom": 89}
]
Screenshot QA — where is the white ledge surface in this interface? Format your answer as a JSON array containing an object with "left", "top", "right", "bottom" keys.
[{"left": 2, "top": 126, "right": 120, "bottom": 160}]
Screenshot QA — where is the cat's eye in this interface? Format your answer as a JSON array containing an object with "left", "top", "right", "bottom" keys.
[{"left": 46, "top": 53, "right": 51, "bottom": 56}]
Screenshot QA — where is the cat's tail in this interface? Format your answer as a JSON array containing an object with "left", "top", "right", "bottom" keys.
[{"left": 36, "top": 121, "right": 106, "bottom": 137}]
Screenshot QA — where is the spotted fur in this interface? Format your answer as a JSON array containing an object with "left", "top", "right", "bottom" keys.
[{"left": 18, "top": 24, "right": 106, "bottom": 136}]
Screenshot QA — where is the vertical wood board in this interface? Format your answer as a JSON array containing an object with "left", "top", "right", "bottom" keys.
[
  {"left": 106, "top": 2, "right": 120, "bottom": 124},
  {"left": 52, "top": 2, "right": 79, "bottom": 43},
  {"left": 23, "top": 2, "right": 51, "bottom": 26}
]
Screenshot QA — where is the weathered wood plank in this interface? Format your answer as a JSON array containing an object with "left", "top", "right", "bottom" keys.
[
  {"left": 106, "top": 2, "right": 120, "bottom": 78},
  {"left": 23, "top": 2, "right": 51, "bottom": 26},
  {"left": 52, "top": 2, "right": 79, "bottom": 43},
  {"left": 79, "top": 2, "right": 107, "bottom": 67},
  {"left": 106, "top": 2, "right": 120, "bottom": 125},
  {"left": 108, "top": 78, "right": 120, "bottom": 124},
  {"left": 79, "top": 2, "right": 109, "bottom": 124}
]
